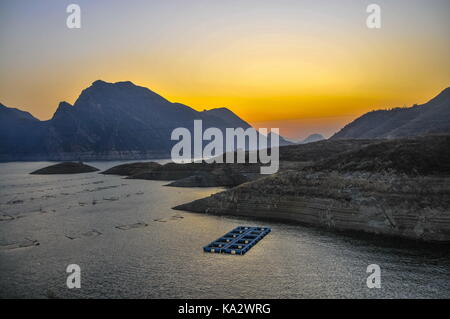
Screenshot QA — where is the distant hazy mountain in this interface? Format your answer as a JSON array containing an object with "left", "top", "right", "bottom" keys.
[
  {"left": 0, "top": 80, "right": 290, "bottom": 161},
  {"left": 266, "top": 132, "right": 294, "bottom": 147},
  {"left": 332, "top": 87, "right": 450, "bottom": 139},
  {"left": 301, "top": 134, "right": 325, "bottom": 144}
]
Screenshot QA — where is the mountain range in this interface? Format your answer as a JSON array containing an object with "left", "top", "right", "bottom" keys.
[
  {"left": 1, "top": 82, "right": 449, "bottom": 161},
  {"left": 0, "top": 80, "right": 291, "bottom": 161}
]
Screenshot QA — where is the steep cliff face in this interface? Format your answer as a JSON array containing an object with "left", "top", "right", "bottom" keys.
[{"left": 174, "top": 171, "right": 450, "bottom": 242}]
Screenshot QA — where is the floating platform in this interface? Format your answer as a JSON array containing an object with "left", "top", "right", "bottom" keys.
[{"left": 203, "top": 226, "right": 271, "bottom": 255}]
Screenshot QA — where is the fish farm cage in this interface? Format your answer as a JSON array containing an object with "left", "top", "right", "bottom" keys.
[{"left": 203, "top": 226, "right": 271, "bottom": 255}]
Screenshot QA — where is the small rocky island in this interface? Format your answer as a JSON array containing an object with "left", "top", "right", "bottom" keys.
[
  {"left": 165, "top": 168, "right": 250, "bottom": 187},
  {"left": 101, "top": 162, "right": 161, "bottom": 176},
  {"left": 30, "top": 162, "right": 99, "bottom": 175}
]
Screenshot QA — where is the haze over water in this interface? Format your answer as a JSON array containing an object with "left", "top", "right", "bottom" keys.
[{"left": 0, "top": 161, "right": 449, "bottom": 298}]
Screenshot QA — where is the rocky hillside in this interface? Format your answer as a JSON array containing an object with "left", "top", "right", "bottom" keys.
[
  {"left": 332, "top": 87, "right": 450, "bottom": 139},
  {"left": 313, "top": 135, "right": 450, "bottom": 175},
  {"left": 277, "top": 139, "right": 375, "bottom": 162}
]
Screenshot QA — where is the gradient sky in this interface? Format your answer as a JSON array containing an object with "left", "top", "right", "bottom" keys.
[{"left": 0, "top": 0, "right": 449, "bottom": 139}]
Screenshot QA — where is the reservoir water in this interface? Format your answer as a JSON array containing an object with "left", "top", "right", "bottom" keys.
[{"left": 0, "top": 161, "right": 449, "bottom": 298}]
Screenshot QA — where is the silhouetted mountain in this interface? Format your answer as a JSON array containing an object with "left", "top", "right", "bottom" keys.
[
  {"left": 0, "top": 80, "right": 290, "bottom": 161},
  {"left": 332, "top": 87, "right": 450, "bottom": 139},
  {"left": 0, "top": 103, "right": 44, "bottom": 156},
  {"left": 202, "top": 108, "right": 252, "bottom": 129},
  {"left": 301, "top": 133, "right": 325, "bottom": 144}
]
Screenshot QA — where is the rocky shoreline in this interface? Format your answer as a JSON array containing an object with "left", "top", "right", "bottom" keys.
[{"left": 173, "top": 171, "right": 450, "bottom": 242}]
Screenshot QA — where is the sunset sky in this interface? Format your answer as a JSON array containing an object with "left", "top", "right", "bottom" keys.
[{"left": 0, "top": 0, "right": 449, "bottom": 139}]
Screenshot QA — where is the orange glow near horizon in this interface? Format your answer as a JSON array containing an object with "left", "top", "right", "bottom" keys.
[{"left": 0, "top": 0, "right": 449, "bottom": 139}]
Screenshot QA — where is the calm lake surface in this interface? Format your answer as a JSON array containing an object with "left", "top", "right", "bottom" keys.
[{"left": 0, "top": 161, "right": 449, "bottom": 299}]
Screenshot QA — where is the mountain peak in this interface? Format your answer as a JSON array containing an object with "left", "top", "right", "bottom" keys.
[
  {"left": 91, "top": 79, "right": 108, "bottom": 86},
  {"left": 51, "top": 101, "right": 73, "bottom": 119},
  {"left": 73, "top": 80, "right": 170, "bottom": 110},
  {"left": 115, "top": 81, "right": 136, "bottom": 86},
  {"left": 202, "top": 107, "right": 252, "bottom": 129},
  {"left": 87, "top": 80, "right": 162, "bottom": 97},
  {"left": 203, "top": 107, "right": 230, "bottom": 113},
  {"left": 91, "top": 80, "right": 138, "bottom": 87},
  {"left": 58, "top": 101, "right": 72, "bottom": 108}
]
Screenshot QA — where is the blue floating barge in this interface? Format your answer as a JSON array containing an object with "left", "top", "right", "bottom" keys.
[{"left": 203, "top": 226, "right": 271, "bottom": 255}]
